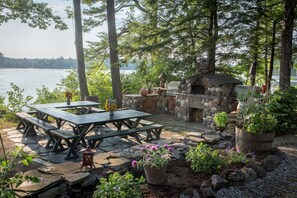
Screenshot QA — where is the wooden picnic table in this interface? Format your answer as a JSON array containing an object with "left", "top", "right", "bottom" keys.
[{"left": 27, "top": 103, "right": 152, "bottom": 159}]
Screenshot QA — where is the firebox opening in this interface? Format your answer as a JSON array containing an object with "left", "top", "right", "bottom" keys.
[
  {"left": 189, "top": 108, "right": 203, "bottom": 123},
  {"left": 191, "top": 85, "right": 205, "bottom": 94}
]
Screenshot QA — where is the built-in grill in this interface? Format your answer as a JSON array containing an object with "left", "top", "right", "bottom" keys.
[{"left": 175, "top": 73, "right": 242, "bottom": 125}]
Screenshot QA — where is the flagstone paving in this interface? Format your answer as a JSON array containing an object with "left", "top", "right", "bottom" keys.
[{"left": 3, "top": 114, "right": 233, "bottom": 197}]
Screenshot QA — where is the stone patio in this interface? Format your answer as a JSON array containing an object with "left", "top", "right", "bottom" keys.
[{"left": 5, "top": 114, "right": 233, "bottom": 197}]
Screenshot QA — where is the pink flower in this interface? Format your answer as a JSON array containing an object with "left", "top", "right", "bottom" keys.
[
  {"left": 146, "top": 145, "right": 151, "bottom": 149},
  {"left": 146, "top": 153, "right": 151, "bottom": 158},
  {"left": 151, "top": 146, "right": 157, "bottom": 151},
  {"left": 163, "top": 144, "right": 168, "bottom": 149},
  {"left": 131, "top": 160, "right": 137, "bottom": 167},
  {"left": 168, "top": 147, "right": 173, "bottom": 151}
]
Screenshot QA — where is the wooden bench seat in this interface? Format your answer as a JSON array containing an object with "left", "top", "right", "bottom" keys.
[
  {"left": 85, "top": 124, "right": 164, "bottom": 148},
  {"left": 49, "top": 129, "right": 80, "bottom": 159},
  {"left": 90, "top": 107, "right": 106, "bottom": 113},
  {"left": 16, "top": 112, "right": 58, "bottom": 148},
  {"left": 129, "top": 118, "right": 163, "bottom": 140}
]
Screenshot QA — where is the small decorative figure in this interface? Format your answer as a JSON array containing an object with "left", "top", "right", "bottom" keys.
[
  {"left": 80, "top": 146, "right": 96, "bottom": 170},
  {"left": 158, "top": 72, "right": 166, "bottom": 88}
]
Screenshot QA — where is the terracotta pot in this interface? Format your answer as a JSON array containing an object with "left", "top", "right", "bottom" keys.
[
  {"left": 235, "top": 127, "right": 275, "bottom": 159},
  {"left": 143, "top": 166, "right": 166, "bottom": 185},
  {"left": 140, "top": 89, "right": 149, "bottom": 97}
]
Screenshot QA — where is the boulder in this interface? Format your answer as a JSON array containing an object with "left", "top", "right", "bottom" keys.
[
  {"left": 211, "top": 174, "right": 229, "bottom": 191},
  {"left": 245, "top": 163, "right": 267, "bottom": 178},
  {"left": 262, "top": 155, "right": 281, "bottom": 171},
  {"left": 241, "top": 167, "right": 257, "bottom": 183}
]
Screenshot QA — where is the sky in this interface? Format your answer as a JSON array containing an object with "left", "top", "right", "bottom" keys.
[{"left": 0, "top": 0, "right": 103, "bottom": 59}]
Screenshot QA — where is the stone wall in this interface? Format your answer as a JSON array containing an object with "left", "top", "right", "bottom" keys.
[
  {"left": 175, "top": 93, "right": 230, "bottom": 125},
  {"left": 123, "top": 94, "right": 176, "bottom": 115}
]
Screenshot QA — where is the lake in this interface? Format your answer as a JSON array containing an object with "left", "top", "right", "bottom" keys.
[{"left": 0, "top": 68, "right": 135, "bottom": 103}]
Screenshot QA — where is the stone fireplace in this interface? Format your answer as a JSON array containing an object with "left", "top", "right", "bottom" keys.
[{"left": 175, "top": 73, "right": 242, "bottom": 125}]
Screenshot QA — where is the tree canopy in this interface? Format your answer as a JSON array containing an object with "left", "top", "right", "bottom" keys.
[{"left": 0, "top": 0, "right": 67, "bottom": 29}]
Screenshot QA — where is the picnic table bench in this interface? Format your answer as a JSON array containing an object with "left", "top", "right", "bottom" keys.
[
  {"left": 85, "top": 124, "right": 164, "bottom": 148},
  {"left": 130, "top": 118, "right": 163, "bottom": 140},
  {"left": 49, "top": 129, "right": 80, "bottom": 159},
  {"left": 15, "top": 112, "right": 57, "bottom": 148}
]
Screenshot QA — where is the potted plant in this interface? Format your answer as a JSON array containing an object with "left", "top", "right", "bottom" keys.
[
  {"left": 236, "top": 102, "right": 277, "bottom": 158},
  {"left": 213, "top": 111, "right": 228, "bottom": 132},
  {"left": 132, "top": 144, "right": 173, "bottom": 185}
]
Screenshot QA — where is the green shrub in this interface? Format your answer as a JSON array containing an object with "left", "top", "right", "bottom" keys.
[
  {"left": 213, "top": 112, "right": 228, "bottom": 128},
  {"left": 6, "top": 83, "right": 33, "bottom": 113},
  {"left": 0, "top": 146, "right": 39, "bottom": 197},
  {"left": 185, "top": 143, "right": 225, "bottom": 174},
  {"left": 267, "top": 87, "right": 297, "bottom": 135},
  {"left": 93, "top": 172, "right": 145, "bottom": 198},
  {"left": 240, "top": 102, "right": 277, "bottom": 134}
]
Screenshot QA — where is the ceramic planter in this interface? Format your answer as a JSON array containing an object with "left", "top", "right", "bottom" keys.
[
  {"left": 143, "top": 166, "right": 166, "bottom": 185},
  {"left": 235, "top": 126, "right": 275, "bottom": 159}
]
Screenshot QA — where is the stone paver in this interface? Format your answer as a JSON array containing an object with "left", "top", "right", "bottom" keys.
[
  {"left": 203, "top": 134, "right": 221, "bottom": 143},
  {"left": 108, "top": 157, "right": 130, "bottom": 171},
  {"left": 188, "top": 136, "right": 205, "bottom": 143},
  {"left": 10, "top": 137, "right": 37, "bottom": 144},
  {"left": 64, "top": 172, "right": 90, "bottom": 185},
  {"left": 186, "top": 131, "right": 205, "bottom": 137},
  {"left": 100, "top": 145, "right": 117, "bottom": 152}
]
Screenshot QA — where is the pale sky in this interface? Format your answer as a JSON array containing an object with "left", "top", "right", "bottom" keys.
[{"left": 0, "top": 0, "right": 102, "bottom": 59}]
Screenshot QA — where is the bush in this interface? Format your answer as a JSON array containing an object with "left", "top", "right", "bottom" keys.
[
  {"left": 185, "top": 143, "right": 225, "bottom": 174},
  {"left": 267, "top": 87, "right": 297, "bottom": 135},
  {"left": 93, "top": 172, "right": 145, "bottom": 198}
]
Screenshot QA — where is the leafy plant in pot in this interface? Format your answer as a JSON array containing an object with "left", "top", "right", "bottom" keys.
[
  {"left": 236, "top": 102, "right": 277, "bottom": 158},
  {"left": 213, "top": 111, "right": 228, "bottom": 132},
  {"left": 132, "top": 144, "right": 173, "bottom": 185}
]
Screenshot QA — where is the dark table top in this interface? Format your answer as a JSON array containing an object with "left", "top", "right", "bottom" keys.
[
  {"left": 27, "top": 101, "right": 100, "bottom": 109},
  {"left": 32, "top": 108, "right": 151, "bottom": 126}
]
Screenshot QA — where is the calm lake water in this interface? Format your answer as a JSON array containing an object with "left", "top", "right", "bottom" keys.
[
  {"left": 0, "top": 68, "right": 69, "bottom": 102},
  {"left": 0, "top": 68, "right": 135, "bottom": 103}
]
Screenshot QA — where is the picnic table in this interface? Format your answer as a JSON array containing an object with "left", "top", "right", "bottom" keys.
[{"left": 19, "top": 101, "right": 162, "bottom": 160}]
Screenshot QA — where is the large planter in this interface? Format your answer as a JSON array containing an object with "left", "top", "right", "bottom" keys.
[
  {"left": 235, "top": 127, "right": 275, "bottom": 158},
  {"left": 143, "top": 166, "right": 166, "bottom": 185}
]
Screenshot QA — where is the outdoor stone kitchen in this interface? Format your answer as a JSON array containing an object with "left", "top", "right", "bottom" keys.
[{"left": 123, "top": 73, "right": 242, "bottom": 126}]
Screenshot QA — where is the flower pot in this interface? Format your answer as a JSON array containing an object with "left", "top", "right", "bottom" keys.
[
  {"left": 143, "top": 166, "right": 166, "bottom": 185},
  {"left": 140, "top": 89, "right": 151, "bottom": 97},
  {"left": 67, "top": 97, "right": 71, "bottom": 105},
  {"left": 109, "top": 110, "right": 114, "bottom": 117},
  {"left": 235, "top": 127, "right": 275, "bottom": 159}
]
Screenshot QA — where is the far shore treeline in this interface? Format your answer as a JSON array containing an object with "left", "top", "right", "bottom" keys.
[{"left": 0, "top": 52, "right": 77, "bottom": 69}]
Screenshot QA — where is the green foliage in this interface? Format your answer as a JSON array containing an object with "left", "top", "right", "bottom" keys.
[
  {"left": 223, "top": 147, "right": 255, "bottom": 165},
  {"left": 6, "top": 83, "right": 33, "bottom": 113},
  {"left": 136, "top": 145, "right": 173, "bottom": 169},
  {"left": 186, "top": 143, "right": 225, "bottom": 174},
  {"left": 93, "top": 172, "right": 145, "bottom": 198},
  {"left": 86, "top": 64, "right": 112, "bottom": 106},
  {"left": 0, "top": 0, "right": 67, "bottom": 30},
  {"left": 0, "top": 146, "right": 39, "bottom": 197},
  {"left": 121, "top": 72, "right": 144, "bottom": 94},
  {"left": 267, "top": 87, "right": 297, "bottom": 134},
  {"left": 34, "top": 86, "right": 65, "bottom": 104},
  {"left": 213, "top": 112, "right": 228, "bottom": 128},
  {"left": 240, "top": 102, "right": 277, "bottom": 134}
]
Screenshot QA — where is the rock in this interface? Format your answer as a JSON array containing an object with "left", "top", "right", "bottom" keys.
[
  {"left": 188, "top": 136, "right": 205, "bottom": 143},
  {"left": 179, "top": 188, "right": 200, "bottom": 198},
  {"left": 245, "top": 163, "right": 267, "bottom": 178},
  {"left": 211, "top": 174, "right": 229, "bottom": 191},
  {"left": 186, "top": 132, "right": 205, "bottom": 137},
  {"left": 271, "top": 147, "right": 287, "bottom": 161},
  {"left": 38, "top": 183, "right": 67, "bottom": 198},
  {"left": 226, "top": 170, "right": 245, "bottom": 183},
  {"left": 201, "top": 180, "right": 216, "bottom": 197},
  {"left": 81, "top": 174, "right": 97, "bottom": 187},
  {"left": 262, "top": 155, "right": 281, "bottom": 171},
  {"left": 203, "top": 134, "right": 220, "bottom": 143},
  {"left": 201, "top": 188, "right": 216, "bottom": 198},
  {"left": 64, "top": 172, "right": 90, "bottom": 186},
  {"left": 241, "top": 167, "right": 257, "bottom": 183},
  {"left": 14, "top": 170, "right": 64, "bottom": 197}
]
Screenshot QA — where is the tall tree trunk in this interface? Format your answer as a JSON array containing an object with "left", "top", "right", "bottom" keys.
[
  {"left": 268, "top": 20, "right": 277, "bottom": 92},
  {"left": 107, "top": 0, "right": 123, "bottom": 106},
  {"left": 279, "top": 0, "right": 297, "bottom": 90},
  {"left": 73, "top": 0, "right": 89, "bottom": 100},
  {"left": 207, "top": 0, "right": 218, "bottom": 74},
  {"left": 249, "top": 0, "right": 261, "bottom": 86}
]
